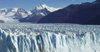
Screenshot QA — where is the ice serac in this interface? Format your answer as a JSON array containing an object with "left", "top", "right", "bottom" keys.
[{"left": 0, "top": 28, "right": 100, "bottom": 52}]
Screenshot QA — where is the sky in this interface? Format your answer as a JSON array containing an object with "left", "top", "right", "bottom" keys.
[{"left": 0, "top": 0, "right": 95, "bottom": 11}]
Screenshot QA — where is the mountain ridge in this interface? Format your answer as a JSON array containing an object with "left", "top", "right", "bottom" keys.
[
  {"left": 19, "top": 4, "right": 61, "bottom": 22},
  {"left": 38, "top": 1, "right": 100, "bottom": 25},
  {"left": 0, "top": 8, "right": 30, "bottom": 23},
  {"left": 0, "top": 4, "right": 61, "bottom": 23}
]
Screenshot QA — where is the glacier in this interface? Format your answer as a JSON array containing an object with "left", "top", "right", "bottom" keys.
[{"left": 0, "top": 23, "right": 100, "bottom": 52}]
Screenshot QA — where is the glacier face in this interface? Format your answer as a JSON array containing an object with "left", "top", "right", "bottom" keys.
[{"left": 0, "top": 23, "right": 100, "bottom": 52}]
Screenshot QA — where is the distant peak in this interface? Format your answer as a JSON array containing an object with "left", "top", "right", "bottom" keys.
[
  {"left": 42, "top": 4, "right": 48, "bottom": 7},
  {"left": 35, "top": 4, "right": 48, "bottom": 11},
  {"left": 12, "top": 8, "right": 19, "bottom": 10},
  {"left": 34, "top": 4, "right": 61, "bottom": 12},
  {"left": 37, "top": 4, "right": 48, "bottom": 8},
  {"left": 0, "top": 7, "right": 20, "bottom": 11}
]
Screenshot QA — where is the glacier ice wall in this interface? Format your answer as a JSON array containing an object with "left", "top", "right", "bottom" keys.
[{"left": 0, "top": 28, "right": 100, "bottom": 52}]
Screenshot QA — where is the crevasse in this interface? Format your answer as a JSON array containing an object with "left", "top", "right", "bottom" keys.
[{"left": 0, "top": 29, "right": 100, "bottom": 52}]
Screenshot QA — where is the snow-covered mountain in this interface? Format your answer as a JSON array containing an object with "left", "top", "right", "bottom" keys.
[
  {"left": 33, "top": 4, "right": 61, "bottom": 12},
  {"left": 0, "top": 4, "right": 61, "bottom": 23},
  {"left": 0, "top": 8, "right": 32, "bottom": 23},
  {"left": 20, "top": 4, "right": 61, "bottom": 22}
]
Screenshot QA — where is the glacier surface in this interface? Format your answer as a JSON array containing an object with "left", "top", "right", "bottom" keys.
[{"left": 0, "top": 23, "right": 100, "bottom": 52}]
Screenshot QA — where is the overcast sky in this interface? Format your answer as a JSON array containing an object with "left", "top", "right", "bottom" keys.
[{"left": 0, "top": 0, "right": 95, "bottom": 11}]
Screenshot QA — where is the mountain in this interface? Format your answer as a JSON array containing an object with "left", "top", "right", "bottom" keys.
[
  {"left": 19, "top": 4, "right": 61, "bottom": 22},
  {"left": 0, "top": 4, "right": 60, "bottom": 23},
  {"left": 83, "top": 15, "right": 100, "bottom": 25},
  {"left": 0, "top": 8, "right": 32, "bottom": 23},
  {"left": 38, "top": 1, "right": 100, "bottom": 25}
]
